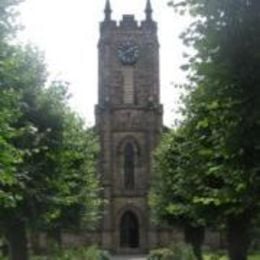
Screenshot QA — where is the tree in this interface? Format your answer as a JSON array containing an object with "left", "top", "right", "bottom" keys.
[
  {"left": 37, "top": 86, "right": 101, "bottom": 247},
  {"left": 0, "top": 2, "right": 101, "bottom": 259},
  {"left": 0, "top": 51, "right": 101, "bottom": 260},
  {"left": 0, "top": 0, "right": 26, "bottom": 214},
  {"left": 0, "top": 43, "right": 49, "bottom": 260},
  {"left": 152, "top": 1, "right": 260, "bottom": 259},
  {"left": 151, "top": 125, "right": 207, "bottom": 260},
  {"left": 0, "top": 0, "right": 23, "bottom": 41}
]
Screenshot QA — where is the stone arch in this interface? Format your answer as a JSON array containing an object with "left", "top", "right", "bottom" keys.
[
  {"left": 118, "top": 205, "right": 144, "bottom": 222},
  {"left": 117, "top": 135, "right": 141, "bottom": 159}
]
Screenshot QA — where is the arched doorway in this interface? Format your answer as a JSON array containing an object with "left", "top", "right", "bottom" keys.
[{"left": 120, "top": 211, "right": 139, "bottom": 248}]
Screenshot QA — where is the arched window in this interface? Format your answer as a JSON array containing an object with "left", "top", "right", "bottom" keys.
[
  {"left": 120, "top": 211, "right": 139, "bottom": 248},
  {"left": 124, "top": 143, "right": 135, "bottom": 189}
]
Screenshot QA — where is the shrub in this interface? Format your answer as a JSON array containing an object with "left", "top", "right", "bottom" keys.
[
  {"left": 148, "top": 243, "right": 196, "bottom": 260},
  {"left": 171, "top": 243, "right": 196, "bottom": 260},
  {"left": 211, "top": 254, "right": 225, "bottom": 260},
  {"left": 56, "top": 246, "right": 111, "bottom": 260},
  {"left": 100, "top": 250, "right": 111, "bottom": 260},
  {"left": 148, "top": 248, "right": 175, "bottom": 260},
  {"left": 31, "top": 246, "right": 111, "bottom": 260}
]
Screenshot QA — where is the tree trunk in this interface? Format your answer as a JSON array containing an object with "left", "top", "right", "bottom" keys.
[
  {"left": 47, "top": 227, "right": 62, "bottom": 251},
  {"left": 0, "top": 240, "right": 9, "bottom": 257},
  {"left": 184, "top": 224, "right": 205, "bottom": 260},
  {"left": 227, "top": 213, "right": 251, "bottom": 260},
  {"left": 5, "top": 219, "right": 28, "bottom": 260},
  {"left": 30, "top": 231, "right": 41, "bottom": 254}
]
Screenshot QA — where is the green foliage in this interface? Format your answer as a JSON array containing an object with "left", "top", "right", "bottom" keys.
[
  {"left": 42, "top": 108, "right": 102, "bottom": 231},
  {"left": 148, "top": 244, "right": 196, "bottom": 260},
  {"left": 0, "top": 0, "right": 101, "bottom": 258},
  {"left": 19, "top": 82, "right": 102, "bottom": 233},
  {"left": 207, "top": 254, "right": 224, "bottom": 260},
  {"left": 32, "top": 246, "right": 111, "bottom": 260},
  {"left": 0, "top": 18, "right": 47, "bottom": 211},
  {"left": 54, "top": 246, "right": 109, "bottom": 260},
  {"left": 0, "top": 246, "right": 111, "bottom": 260},
  {"left": 150, "top": 127, "right": 209, "bottom": 228},
  {"left": 0, "top": 0, "right": 23, "bottom": 40},
  {"left": 148, "top": 248, "right": 175, "bottom": 260},
  {"left": 151, "top": 0, "right": 260, "bottom": 225},
  {"left": 204, "top": 254, "right": 260, "bottom": 260},
  {"left": 0, "top": 0, "right": 53, "bottom": 218},
  {"left": 152, "top": 0, "right": 260, "bottom": 259}
]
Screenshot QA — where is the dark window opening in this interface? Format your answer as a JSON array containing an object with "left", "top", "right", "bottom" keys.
[
  {"left": 120, "top": 211, "right": 139, "bottom": 248},
  {"left": 124, "top": 143, "right": 135, "bottom": 189}
]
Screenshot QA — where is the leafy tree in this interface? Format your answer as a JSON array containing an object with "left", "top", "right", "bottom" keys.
[
  {"left": 0, "top": 1, "right": 101, "bottom": 260},
  {"left": 0, "top": 0, "right": 23, "bottom": 40},
  {"left": 151, "top": 126, "right": 206, "bottom": 260},
  {"left": 0, "top": 51, "right": 101, "bottom": 260},
  {"left": 1, "top": 67, "right": 101, "bottom": 260},
  {"left": 0, "top": 43, "right": 48, "bottom": 260},
  {"left": 152, "top": 1, "right": 260, "bottom": 260},
  {"left": 36, "top": 86, "right": 101, "bottom": 247},
  {"left": 0, "top": 0, "right": 26, "bottom": 214}
]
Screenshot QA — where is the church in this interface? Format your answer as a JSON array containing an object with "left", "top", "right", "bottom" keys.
[{"left": 95, "top": 0, "right": 170, "bottom": 254}]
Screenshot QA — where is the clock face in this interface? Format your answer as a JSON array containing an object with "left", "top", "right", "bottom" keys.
[{"left": 117, "top": 41, "right": 139, "bottom": 65}]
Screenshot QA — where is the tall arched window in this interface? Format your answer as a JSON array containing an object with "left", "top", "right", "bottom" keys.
[{"left": 124, "top": 143, "right": 135, "bottom": 189}]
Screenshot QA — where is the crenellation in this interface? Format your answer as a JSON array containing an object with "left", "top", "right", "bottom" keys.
[
  {"left": 100, "top": 14, "right": 157, "bottom": 33},
  {"left": 119, "top": 15, "right": 138, "bottom": 29}
]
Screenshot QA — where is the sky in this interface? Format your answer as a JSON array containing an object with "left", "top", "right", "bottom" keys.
[{"left": 18, "top": 0, "right": 191, "bottom": 127}]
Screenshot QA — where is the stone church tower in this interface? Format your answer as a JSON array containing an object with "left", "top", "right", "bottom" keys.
[{"left": 95, "top": 0, "right": 163, "bottom": 253}]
